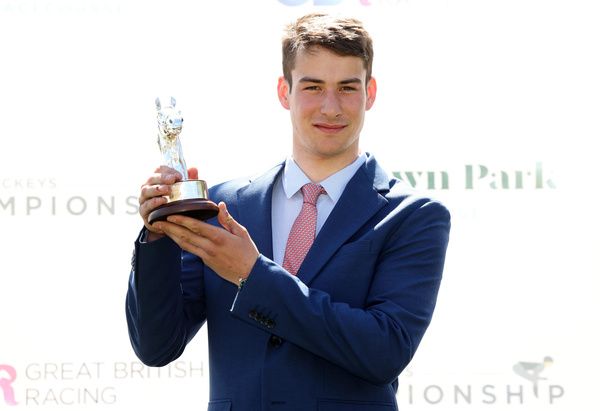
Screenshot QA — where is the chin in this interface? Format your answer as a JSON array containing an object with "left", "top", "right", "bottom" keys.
[{"left": 313, "top": 146, "right": 354, "bottom": 160}]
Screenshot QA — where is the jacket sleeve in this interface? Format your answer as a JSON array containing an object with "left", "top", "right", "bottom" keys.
[
  {"left": 230, "top": 200, "right": 450, "bottom": 385},
  {"left": 125, "top": 231, "right": 206, "bottom": 366}
]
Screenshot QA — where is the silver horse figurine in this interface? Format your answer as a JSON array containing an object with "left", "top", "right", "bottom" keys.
[
  {"left": 148, "top": 96, "right": 218, "bottom": 224},
  {"left": 155, "top": 96, "right": 187, "bottom": 179}
]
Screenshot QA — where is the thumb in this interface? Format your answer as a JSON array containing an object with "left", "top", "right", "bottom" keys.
[
  {"left": 217, "top": 202, "right": 244, "bottom": 236},
  {"left": 188, "top": 167, "right": 199, "bottom": 180}
]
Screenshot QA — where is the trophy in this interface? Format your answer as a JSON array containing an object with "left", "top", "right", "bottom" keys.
[{"left": 148, "top": 96, "right": 219, "bottom": 224}]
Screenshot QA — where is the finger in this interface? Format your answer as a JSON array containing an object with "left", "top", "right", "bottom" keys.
[
  {"left": 154, "top": 165, "right": 184, "bottom": 181},
  {"left": 139, "top": 167, "right": 182, "bottom": 205},
  {"left": 188, "top": 167, "right": 199, "bottom": 180},
  {"left": 139, "top": 196, "right": 168, "bottom": 220},
  {"left": 139, "top": 184, "right": 171, "bottom": 205},
  {"left": 145, "top": 169, "right": 180, "bottom": 187},
  {"left": 217, "top": 202, "right": 235, "bottom": 233},
  {"left": 216, "top": 202, "right": 246, "bottom": 237},
  {"left": 155, "top": 221, "right": 197, "bottom": 253},
  {"left": 166, "top": 215, "right": 223, "bottom": 242},
  {"left": 156, "top": 220, "right": 215, "bottom": 257}
]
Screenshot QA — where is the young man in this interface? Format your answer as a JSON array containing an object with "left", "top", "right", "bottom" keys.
[{"left": 127, "top": 13, "right": 450, "bottom": 411}]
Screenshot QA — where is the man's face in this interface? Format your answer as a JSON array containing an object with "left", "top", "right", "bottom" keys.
[{"left": 278, "top": 46, "right": 376, "bottom": 164}]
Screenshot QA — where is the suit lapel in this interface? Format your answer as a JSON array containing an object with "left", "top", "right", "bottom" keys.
[
  {"left": 235, "top": 163, "right": 284, "bottom": 261},
  {"left": 297, "top": 155, "right": 390, "bottom": 285}
]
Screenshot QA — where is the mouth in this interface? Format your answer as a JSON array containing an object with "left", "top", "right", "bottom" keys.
[{"left": 313, "top": 123, "right": 347, "bottom": 134}]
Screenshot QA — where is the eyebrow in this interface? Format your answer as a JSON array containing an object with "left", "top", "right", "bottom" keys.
[{"left": 298, "top": 77, "right": 363, "bottom": 85}]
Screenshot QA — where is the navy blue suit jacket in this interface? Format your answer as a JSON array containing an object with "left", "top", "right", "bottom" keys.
[{"left": 126, "top": 154, "right": 450, "bottom": 411}]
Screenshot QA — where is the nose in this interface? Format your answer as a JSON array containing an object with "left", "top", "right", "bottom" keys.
[
  {"left": 169, "top": 117, "right": 183, "bottom": 129},
  {"left": 320, "top": 90, "right": 342, "bottom": 118}
]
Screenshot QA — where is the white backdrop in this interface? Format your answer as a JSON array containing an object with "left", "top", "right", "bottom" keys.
[{"left": 1, "top": 0, "right": 599, "bottom": 409}]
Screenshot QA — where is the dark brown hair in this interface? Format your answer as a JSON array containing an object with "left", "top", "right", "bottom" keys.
[{"left": 282, "top": 13, "right": 374, "bottom": 89}]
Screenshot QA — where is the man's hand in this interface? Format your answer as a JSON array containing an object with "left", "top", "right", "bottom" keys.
[
  {"left": 138, "top": 166, "right": 198, "bottom": 241},
  {"left": 154, "top": 202, "right": 259, "bottom": 284}
]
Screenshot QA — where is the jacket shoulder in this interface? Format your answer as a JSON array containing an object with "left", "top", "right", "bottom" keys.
[
  {"left": 208, "top": 176, "right": 250, "bottom": 205},
  {"left": 386, "top": 177, "right": 451, "bottom": 221},
  {"left": 208, "top": 162, "right": 283, "bottom": 204}
]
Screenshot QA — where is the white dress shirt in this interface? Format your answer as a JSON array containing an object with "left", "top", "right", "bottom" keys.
[{"left": 271, "top": 153, "right": 367, "bottom": 266}]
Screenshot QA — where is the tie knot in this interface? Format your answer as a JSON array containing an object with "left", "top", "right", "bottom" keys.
[{"left": 301, "top": 183, "right": 325, "bottom": 206}]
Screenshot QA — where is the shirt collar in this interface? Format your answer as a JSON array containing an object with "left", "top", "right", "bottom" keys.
[{"left": 282, "top": 153, "right": 367, "bottom": 202}]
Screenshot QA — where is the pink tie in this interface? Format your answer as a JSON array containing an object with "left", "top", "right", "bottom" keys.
[{"left": 282, "top": 183, "right": 326, "bottom": 275}]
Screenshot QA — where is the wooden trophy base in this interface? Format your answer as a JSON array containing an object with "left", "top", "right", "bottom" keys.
[{"left": 148, "top": 198, "right": 219, "bottom": 224}]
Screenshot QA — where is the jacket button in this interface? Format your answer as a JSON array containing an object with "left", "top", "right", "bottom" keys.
[
  {"left": 269, "top": 335, "right": 282, "bottom": 348},
  {"left": 265, "top": 319, "right": 275, "bottom": 329},
  {"left": 249, "top": 310, "right": 258, "bottom": 320}
]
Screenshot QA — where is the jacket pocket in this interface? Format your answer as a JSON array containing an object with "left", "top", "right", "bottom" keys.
[
  {"left": 318, "top": 399, "right": 396, "bottom": 411},
  {"left": 207, "top": 399, "right": 231, "bottom": 411}
]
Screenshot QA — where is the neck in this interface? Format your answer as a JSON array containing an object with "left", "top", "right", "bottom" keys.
[{"left": 292, "top": 151, "right": 360, "bottom": 183}]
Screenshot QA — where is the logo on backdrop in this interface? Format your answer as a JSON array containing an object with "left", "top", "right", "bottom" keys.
[
  {"left": 0, "top": 162, "right": 557, "bottom": 217},
  {"left": 0, "top": 361, "right": 204, "bottom": 407},
  {"left": 0, "top": 365, "right": 18, "bottom": 406},
  {"left": 513, "top": 356, "right": 554, "bottom": 398},
  {"left": 0, "top": 178, "right": 138, "bottom": 217},
  {"left": 398, "top": 357, "right": 564, "bottom": 406},
  {"left": 0, "top": 0, "right": 121, "bottom": 15},
  {"left": 393, "top": 162, "right": 557, "bottom": 190}
]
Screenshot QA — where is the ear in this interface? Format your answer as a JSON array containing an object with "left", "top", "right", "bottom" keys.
[
  {"left": 277, "top": 76, "right": 291, "bottom": 110},
  {"left": 365, "top": 77, "right": 377, "bottom": 111},
  {"left": 155, "top": 97, "right": 161, "bottom": 111}
]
